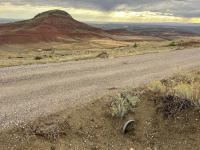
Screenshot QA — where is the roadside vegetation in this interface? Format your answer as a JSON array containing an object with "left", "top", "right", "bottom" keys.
[
  {"left": 1, "top": 71, "right": 200, "bottom": 149},
  {"left": 133, "top": 43, "right": 138, "bottom": 48},
  {"left": 168, "top": 41, "right": 177, "bottom": 46},
  {"left": 148, "top": 72, "right": 200, "bottom": 117},
  {"left": 168, "top": 39, "right": 200, "bottom": 48},
  {"left": 110, "top": 91, "right": 140, "bottom": 117}
]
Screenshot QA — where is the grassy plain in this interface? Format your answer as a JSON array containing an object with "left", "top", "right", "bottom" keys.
[{"left": 0, "top": 36, "right": 200, "bottom": 68}]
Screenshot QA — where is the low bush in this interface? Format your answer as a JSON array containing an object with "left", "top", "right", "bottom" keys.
[
  {"left": 34, "top": 56, "right": 43, "bottom": 60},
  {"left": 110, "top": 91, "right": 140, "bottom": 117},
  {"left": 149, "top": 73, "right": 200, "bottom": 106},
  {"left": 148, "top": 80, "right": 167, "bottom": 94},
  {"left": 133, "top": 43, "right": 138, "bottom": 48},
  {"left": 171, "top": 72, "right": 194, "bottom": 84},
  {"left": 157, "top": 95, "right": 196, "bottom": 118},
  {"left": 168, "top": 41, "right": 177, "bottom": 46}
]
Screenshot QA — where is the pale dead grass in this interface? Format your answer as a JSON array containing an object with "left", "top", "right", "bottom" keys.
[{"left": 0, "top": 36, "right": 199, "bottom": 68}]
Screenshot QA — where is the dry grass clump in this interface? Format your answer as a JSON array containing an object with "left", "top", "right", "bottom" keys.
[
  {"left": 96, "top": 52, "right": 109, "bottom": 58},
  {"left": 20, "top": 118, "right": 70, "bottom": 141},
  {"left": 149, "top": 74, "right": 198, "bottom": 97},
  {"left": 168, "top": 40, "right": 200, "bottom": 47},
  {"left": 110, "top": 71, "right": 200, "bottom": 119},
  {"left": 168, "top": 41, "right": 177, "bottom": 47},
  {"left": 148, "top": 81, "right": 167, "bottom": 94},
  {"left": 170, "top": 72, "right": 195, "bottom": 84},
  {"left": 174, "top": 83, "right": 200, "bottom": 105},
  {"left": 178, "top": 41, "right": 200, "bottom": 47},
  {"left": 156, "top": 95, "right": 196, "bottom": 118},
  {"left": 148, "top": 72, "right": 200, "bottom": 117},
  {"left": 110, "top": 91, "right": 140, "bottom": 117}
]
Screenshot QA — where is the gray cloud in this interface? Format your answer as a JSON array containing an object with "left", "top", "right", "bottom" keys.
[{"left": 0, "top": 0, "right": 199, "bottom": 18}]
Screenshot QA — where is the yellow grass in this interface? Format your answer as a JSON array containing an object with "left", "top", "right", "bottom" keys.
[
  {"left": 0, "top": 36, "right": 199, "bottom": 68},
  {"left": 148, "top": 71, "right": 200, "bottom": 105}
]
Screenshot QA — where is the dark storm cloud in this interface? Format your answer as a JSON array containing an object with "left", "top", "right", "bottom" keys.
[{"left": 1, "top": 0, "right": 199, "bottom": 18}]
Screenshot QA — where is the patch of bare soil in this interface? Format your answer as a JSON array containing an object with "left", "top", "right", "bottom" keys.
[
  {"left": 1, "top": 88, "right": 200, "bottom": 150},
  {"left": 0, "top": 92, "right": 142, "bottom": 150},
  {"left": 134, "top": 89, "right": 200, "bottom": 150}
]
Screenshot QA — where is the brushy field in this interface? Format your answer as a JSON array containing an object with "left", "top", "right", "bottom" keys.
[
  {"left": 0, "top": 36, "right": 200, "bottom": 68},
  {"left": 1, "top": 71, "right": 200, "bottom": 150}
]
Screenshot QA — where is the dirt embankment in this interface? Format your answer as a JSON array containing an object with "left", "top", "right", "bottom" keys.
[{"left": 1, "top": 72, "right": 200, "bottom": 150}]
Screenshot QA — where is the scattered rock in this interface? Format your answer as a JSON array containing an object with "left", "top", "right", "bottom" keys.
[
  {"left": 145, "top": 147, "right": 152, "bottom": 150},
  {"left": 96, "top": 52, "right": 109, "bottom": 58}
]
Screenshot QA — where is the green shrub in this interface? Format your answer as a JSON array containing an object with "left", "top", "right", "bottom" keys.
[
  {"left": 34, "top": 56, "right": 43, "bottom": 60},
  {"left": 168, "top": 41, "right": 177, "bottom": 46},
  {"left": 133, "top": 43, "right": 138, "bottom": 48},
  {"left": 110, "top": 92, "right": 140, "bottom": 117}
]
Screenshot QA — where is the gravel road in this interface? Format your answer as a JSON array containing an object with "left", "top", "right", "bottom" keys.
[{"left": 1, "top": 48, "right": 200, "bottom": 130}]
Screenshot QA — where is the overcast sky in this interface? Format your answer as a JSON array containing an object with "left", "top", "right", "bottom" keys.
[{"left": 0, "top": 0, "right": 199, "bottom": 23}]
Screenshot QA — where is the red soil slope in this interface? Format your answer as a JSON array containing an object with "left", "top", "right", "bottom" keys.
[{"left": 0, "top": 10, "right": 108, "bottom": 44}]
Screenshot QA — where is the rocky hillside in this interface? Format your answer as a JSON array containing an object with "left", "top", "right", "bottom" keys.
[{"left": 0, "top": 10, "right": 108, "bottom": 44}]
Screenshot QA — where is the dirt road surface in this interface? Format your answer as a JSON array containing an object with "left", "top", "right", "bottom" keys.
[{"left": 1, "top": 48, "right": 200, "bottom": 131}]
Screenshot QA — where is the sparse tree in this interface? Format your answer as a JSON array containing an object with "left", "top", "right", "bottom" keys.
[
  {"left": 169, "top": 41, "right": 177, "bottom": 46},
  {"left": 133, "top": 43, "right": 138, "bottom": 48}
]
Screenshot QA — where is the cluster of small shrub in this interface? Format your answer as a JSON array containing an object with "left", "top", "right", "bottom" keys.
[
  {"left": 110, "top": 72, "right": 200, "bottom": 118},
  {"left": 34, "top": 56, "right": 43, "bottom": 60},
  {"left": 133, "top": 43, "right": 138, "bottom": 48},
  {"left": 21, "top": 118, "right": 70, "bottom": 141},
  {"left": 168, "top": 41, "right": 177, "bottom": 47},
  {"left": 148, "top": 72, "right": 200, "bottom": 106},
  {"left": 110, "top": 91, "right": 140, "bottom": 117}
]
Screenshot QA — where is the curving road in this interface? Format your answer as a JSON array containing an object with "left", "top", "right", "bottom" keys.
[{"left": 1, "top": 48, "right": 200, "bottom": 130}]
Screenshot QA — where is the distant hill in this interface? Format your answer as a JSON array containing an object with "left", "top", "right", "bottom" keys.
[
  {"left": 1, "top": 10, "right": 199, "bottom": 44},
  {"left": 0, "top": 10, "right": 108, "bottom": 44},
  {"left": 92, "top": 22, "right": 200, "bottom": 39},
  {"left": 0, "top": 18, "right": 20, "bottom": 24}
]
